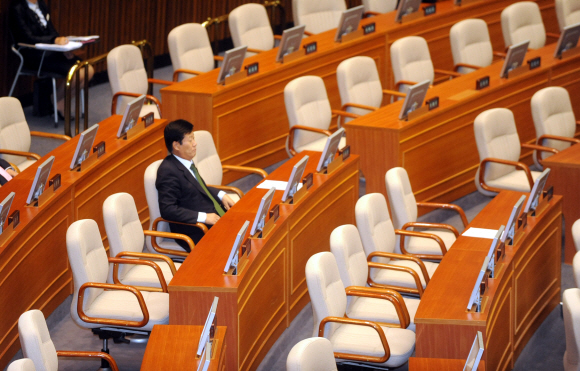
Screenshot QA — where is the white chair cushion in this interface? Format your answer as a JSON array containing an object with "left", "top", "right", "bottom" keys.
[
  {"left": 362, "top": 0, "right": 397, "bottom": 13},
  {"left": 229, "top": 4, "right": 274, "bottom": 52},
  {"left": 501, "top": 1, "right": 546, "bottom": 49},
  {"left": 450, "top": 19, "right": 493, "bottom": 73},
  {"left": 18, "top": 310, "right": 57, "bottom": 371},
  {"left": 296, "top": 136, "right": 346, "bottom": 153},
  {"left": 7, "top": 359, "right": 36, "bottom": 371},
  {"left": 16, "top": 159, "right": 37, "bottom": 172},
  {"left": 336, "top": 56, "right": 383, "bottom": 121},
  {"left": 193, "top": 130, "right": 224, "bottom": 186},
  {"left": 118, "top": 260, "right": 182, "bottom": 288},
  {"left": 556, "top": 0, "right": 580, "bottom": 31},
  {"left": 140, "top": 104, "right": 160, "bottom": 119},
  {"left": 0, "top": 97, "right": 33, "bottom": 168},
  {"left": 390, "top": 36, "right": 434, "bottom": 93},
  {"left": 372, "top": 260, "right": 438, "bottom": 289},
  {"left": 400, "top": 229, "right": 456, "bottom": 256},
  {"left": 347, "top": 295, "right": 419, "bottom": 331},
  {"left": 286, "top": 337, "right": 338, "bottom": 371},
  {"left": 292, "top": 0, "right": 346, "bottom": 34},
  {"left": 563, "top": 288, "right": 580, "bottom": 371},
  {"left": 168, "top": 23, "right": 215, "bottom": 82},
  {"left": 385, "top": 167, "right": 419, "bottom": 229},
  {"left": 485, "top": 169, "right": 541, "bottom": 192},
  {"left": 107, "top": 45, "right": 149, "bottom": 115}
]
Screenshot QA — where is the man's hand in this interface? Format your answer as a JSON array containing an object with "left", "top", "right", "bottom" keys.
[
  {"left": 222, "top": 194, "right": 236, "bottom": 210},
  {"left": 205, "top": 213, "right": 220, "bottom": 225},
  {"left": 54, "top": 37, "right": 69, "bottom": 45},
  {"left": 6, "top": 169, "right": 17, "bottom": 177}
]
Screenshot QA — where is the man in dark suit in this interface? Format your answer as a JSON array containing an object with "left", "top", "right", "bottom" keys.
[{"left": 156, "top": 120, "right": 235, "bottom": 251}]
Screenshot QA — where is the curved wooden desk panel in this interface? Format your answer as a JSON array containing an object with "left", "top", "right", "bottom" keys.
[
  {"left": 169, "top": 151, "right": 360, "bottom": 371},
  {"left": 345, "top": 43, "right": 580, "bottom": 205},
  {"left": 415, "top": 191, "right": 562, "bottom": 371},
  {"left": 0, "top": 116, "right": 167, "bottom": 370}
]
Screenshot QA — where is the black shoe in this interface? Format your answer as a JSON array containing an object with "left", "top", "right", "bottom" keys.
[{"left": 57, "top": 110, "right": 75, "bottom": 121}]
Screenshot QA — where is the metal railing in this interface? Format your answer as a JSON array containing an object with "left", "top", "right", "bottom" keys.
[{"left": 264, "top": 0, "right": 286, "bottom": 33}]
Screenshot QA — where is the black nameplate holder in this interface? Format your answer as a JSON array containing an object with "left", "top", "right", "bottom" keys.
[
  {"left": 476, "top": 76, "right": 490, "bottom": 90},
  {"left": 426, "top": 97, "right": 439, "bottom": 110},
  {"left": 93, "top": 141, "right": 106, "bottom": 158},
  {"left": 303, "top": 42, "right": 317, "bottom": 55},
  {"left": 363, "top": 23, "right": 376, "bottom": 35},
  {"left": 423, "top": 4, "right": 436, "bottom": 16},
  {"left": 142, "top": 112, "right": 155, "bottom": 128},
  {"left": 340, "top": 145, "right": 351, "bottom": 161},
  {"left": 0, "top": 210, "right": 19, "bottom": 245},
  {"left": 527, "top": 57, "right": 541, "bottom": 70},
  {"left": 245, "top": 62, "right": 259, "bottom": 76},
  {"left": 303, "top": 173, "right": 314, "bottom": 190}
]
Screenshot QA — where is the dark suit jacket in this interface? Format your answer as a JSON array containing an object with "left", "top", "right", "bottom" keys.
[
  {"left": 10, "top": 0, "right": 59, "bottom": 45},
  {"left": 155, "top": 155, "right": 224, "bottom": 250}
]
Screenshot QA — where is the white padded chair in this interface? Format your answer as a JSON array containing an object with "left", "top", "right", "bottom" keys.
[
  {"left": 336, "top": 56, "right": 405, "bottom": 122},
  {"left": 229, "top": 4, "right": 279, "bottom": 56},
  {"left": 284, "top": 76, "right": 352, "bottom": 156},
  {"left": 531, "top": 87, "right": 580, "bottom": 168},
  {"left": 330, "top": 224, "right": 421, "bottom": 331},
  {"left": 574, "top": 249, "right": 580, "bottom": 289},
  {"left": 67, "top": 219, "right": 170, "bottom": 352},
  {"left": 574, "top": 219, "right": 580, "bottom": 253},
  {"left": 108, "top": 44, "right": 173, "bottom": 118},
  {"left": 292, "top": 0, "right": 346, "bottom": 35},
  {"left": 390, "top": 36, "right": 460, "bottom": 94},
  {"left": 18, "top": 310, "right": 119, "bottom": 371},
  {"left": 286, "top": 337, "right": 338, "bottom": 371},
  {"left": 355, "top": 193, "right": 440, "bottom": 293},
  {"left": 144, "top": 160, "right": 208, "bottom": 258},
  {"left": 193, "top": 130, "right": 268, "bottom": 203},
  {"left": 450, "top": 19, "right": 506, "bottom": 74},
  {"left": 103, "top": 192, "right": 181, "bottom": 289},
  {"left": 362, "top": 0, "right": 397, "bottom": 16},
  {"left": 473, "top": 108, "right": 554, "bottom": 196},
  {"left": 0, "top": 97, "right": 70, "bottom": 172},
  {"left": 501, "top": 2, "right": 559, "bottom": 49},
  {"left": 168, "top": 23, "right": 222, "bottom": 82},
  {"left": 556, "top": 0, "right": 580, "bottom": 32},
  {"left": 386, "top": 167, "right": 467, "bottom": 257},
  {"left": 563, "top": 288, "right": 580, "bottom": 371},
  {"left": 306, "top": 251, "right": 415, "bottom": 368}
]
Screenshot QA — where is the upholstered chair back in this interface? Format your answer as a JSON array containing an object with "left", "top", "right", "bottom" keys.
[
  {"left": 556, "top": 0, "right": 580, "bottom": 31},
  {"left": 107, "top": 45, "right": 148, "bottom": 115},
  {"left": 385, "top": 167, "right": 418, "bottom": 230},
  {"left": 330, "top": 224, "right": 369, "bottom": 290},
  {"left": 501, "top": 2, "right": 546, "bottom": 49},
  {"left": 356, "top": 193, "right": 398, "bottom": 261},
  {"left": 193, "top": 130, "right": 223, "bottom": 186},
  {"left": 390, "top": 36, "right": 434, "bottom": 93},
  {"left": 7, "top": 359, "right": 36, "bottom": 371},
  {"left": 0, "top": 97, "right": 33, "bottom": 169},
  {"left": 337, "top": 56, "right": 383, "bottom": 120},
  {"left": 450, "top": 19, "right": 493, "bottom": 73},
  {"left": 563, "top": 288, "right": 580, "bottom": 371},
  {"left": 292, "top": 0, "right": 346, "bottom": 34},
  {"left": 286, "top": 337, "right": 338, "bottom": 371},
  {"left": 18, "top": 310, "right": 56, "bottom": 371},
  {"left": 362, "top": 0, "right": 397, "bottom": 13},
  {"left": 168, "top": 23, "right": 215, "bottom": 81},
  {"left": 229, "top": 4, "right": 274, "bottom": 53}
]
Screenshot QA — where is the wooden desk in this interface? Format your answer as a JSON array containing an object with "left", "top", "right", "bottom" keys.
[
  {"left": 409, "top": 358, "right": 485, "bottom": 370},
  {"left": 169, "top": 151, "right": 359, "bottom": 371},
  {"left": 0, "top": 116, "right": 167, "bottom": 370},
  {"left": 345, "top": 42, "right": 580, "bottom": 205},
  {"left": 141, "top": 325, "right": 226, "bottom": 371},
  {"left": 543, "top": 144, "right": 580, "bottom": 263},
  {"left": 414, "top": 191, "right": 562, "bottom": 371},
  {"left": 161, "top": 0, "right": 556, "bottom": 184}
]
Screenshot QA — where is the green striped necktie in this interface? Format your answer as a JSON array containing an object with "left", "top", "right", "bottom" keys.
[{"left": 190, "top": 163, "right": 225, "bottom": 217}]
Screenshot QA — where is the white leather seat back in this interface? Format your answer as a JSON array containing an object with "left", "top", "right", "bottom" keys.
[
  {"left": 556, "top": 0, "right": 580, "bottom": 31},
  {"left": 574, "top": 250, "right": 580, "bottom": 288},
  {"left": 292, "top": 0, "right": 346, "bottom": 34},
  {"left": 18, "top": 310, "right": 57, "bottom": 371},
  {"left": 0, "top": 97, "right": 32, "bottom": 167},
  {"left": 574, "top": 219, "right": 580, "bottom": 254},
  {"left": 67, "top": 219, "right": 109, "bottom": 328},
  {"left": 305, "top": 252, "right": 347, "bottom": 337},
  {"left": 103, "top": 193, "right": 145, "bottom": 280},
  {"left": 390, "top": 36, "right": 434, "bottom": 93},
  {"left": 229, "top": 4, "right": 274, "bottom": 52},
  {"left": 563, "top": 288, "right": 580, "bottom": 371},
  {"left": 363, "top": 0, "right": 397, "bottom": 13},
  {"left": 7, "top": 359, "right": 36, "bottom": 371},
  {"left": 336, "top": 56, "right": 383, "bottom": 118},
  {"left": 355, "top": 193, "right": 397, "bottom": 265},
  {"left": 501, "top": 2, "right": 546, "bottom": 49},
  {"left": 450, "top": 19, "right": 493, "bottom": 73},
  {"left": 144, "top": 159, "right": 170, "bottom": 244},
  {"left": 474, "top": 108, "right": 522, "bottom": 182},
  {"left": 284, "top": 76, "right": 332, "bottom": 150},
  {"left": 168, "top": 23, "right": 215, "bottom": 82},
  {"left": 107, "top": 44, "right": 149, "bottom": 114},
  {"left": 531, "top": 87, "right": 576, "bottom": 161},
  {"left": 330, "top": 224, "right": 369, "bottom": 288},
  {"left": 385, "top": 167, "right": 418, "bottom": 229},
  {"left": 192, "top": 130, "right": 223, "bottom": 186},
  {"left": 287, "top": 337, "right": 338, "bottom": 371}
]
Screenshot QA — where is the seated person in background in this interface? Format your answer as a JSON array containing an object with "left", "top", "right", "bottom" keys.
[
  {"left": 156, "top": 120, "right": 235, "bottom": 251},
  {"left": 0, "top": 159, "right": 17, "bottom": 186},
  {"left": 9, "top": 0, "right": 94, "bottom": 118}
]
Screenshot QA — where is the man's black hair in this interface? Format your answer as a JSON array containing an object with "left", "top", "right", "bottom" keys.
[{"left": 164, "top": 119, "right": 194, "bottom": 153}]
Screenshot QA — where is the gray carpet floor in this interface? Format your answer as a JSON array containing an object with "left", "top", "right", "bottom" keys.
[{"left": 4, "top": 66, "right": 572, "bottom": 371}]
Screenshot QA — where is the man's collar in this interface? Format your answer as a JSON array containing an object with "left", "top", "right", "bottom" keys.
[{"left": 173, "top": 154, "right": 193, "bottom": 169}]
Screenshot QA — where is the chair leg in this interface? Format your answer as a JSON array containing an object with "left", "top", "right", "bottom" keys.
[
  {"left": 9, "top": 70, "right": 22, "bottom": 97},
  {"left": 52, "top": 78, "right": 58, "bottom": 126}
]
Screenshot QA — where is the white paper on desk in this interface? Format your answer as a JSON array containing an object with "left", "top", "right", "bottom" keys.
[
  {"left": 462, "top": 227, "right": 499, "bottom": 239},
  {"left": 257, "top": 180, "right": 303, "bottom": 191},
  {"left": 35, "top": 41, "right": 82, "bottom": 51},
  {"left": 67, "top": 35, "right": 99, "bottom": 42}
]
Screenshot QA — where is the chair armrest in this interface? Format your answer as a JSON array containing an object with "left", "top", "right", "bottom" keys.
[
  {"left": 479, "top": 157, "right": 534, "bottom": 193},
  {"left": 208, "top": 184, "right": 244, "bottom": 199},
  {"left": 538, "top": 134, "right": 580, "bottom": 147},
  {"left": 365, "top": 11, "right": 382, "bottom": 16},
  {"left": 274, "top": 35, "right": 282, "bottom": 40},
  {"left": 318, "top": 316, "right": 390, "bottom": 363},
  {"left": 111, "top": 92, "right": 161, "bottom": 116},
  {"left": 332, "top": 109, "right": 359, "bottom": 128},
  {"left": 247, "top": 48, "right": 266, "bottom": 54},
  {"left": 395, "top": 80, "right": 420, "bottom": 91},
  {"left": 304, "top": 30, "right": 314, "bottom": 36},
  {"left": 367, "top": 251, "right": 430, "bottom": 285},
  {"left": 367, "top": 261, "right": 425, "bottom": 297},
  {"left": 434, "top": 69, "right": 462, "bottom": 78},
  {"left": 30, "top": 131, "right": 71, "bottom": 141},
  {"left": 288, "top": 125, "right": 332, "bottom": 156},
  {"left": 383, "top": 89, "right": 407, "bottom": 99},
  {"left": 221, "top": 164, "right": 268, "bottom": 179},
  {"left": 147, "top": 78, "right": 174, "bottom": 86},
  {"left": 345, "top": 286, "right": 410, "bottom": 329},
  {"left": 546, "top": 32, "right": 560, "bottom": 40},
  {"left": 144, "top": 227, "right": 198, "bottom": 258},
  {"left": 493, "top": 51, "right": 507, "bottom": 58},
  {"left": 114, "top": 251, "right": 177, "bottom": 275},
  {"left": 77, "top": 282, "right": 149, "bottom": 327},
  {"left": 56, "top": 351, "right": 119, "bottom": 371},
  {"left": 172, "top": 68, "right": 204, "bottom": 82},
  {"left": 214, "top": 55, "right": 224, "bottom": 62},
  {"left": 521, "top": 142, "right": 559, "bottom": 166},
  {"left": 416, "top": 201, "right": 468, "bottom": 227},
  {"left": 340, "top": 103, "right": 378, "bottom": 114},
  {"left": 0, "top": 149, "right": 41, "bottom": 161},
  {"left": 395, "top": 229, "right": 446, "bottom": 260},
  {"left": 8, "top": 162, "right": 21, "bottom": 174},
  {"left": 453, "top": 63, "right": 482, "bottom": 72},
  {"left": 402, "top": 221, "right": 459, "bottom": 237},
  {"left": 109, "top": 257, "right": 168, "bottom": 293}
]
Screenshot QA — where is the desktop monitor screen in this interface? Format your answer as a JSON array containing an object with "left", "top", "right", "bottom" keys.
[
  {"left": 196, "top": 296, "right": 219, "bottom": 356},
  {"left": 395, "top": 0, "right": 421, "bottom": 22},
  {"left": 524, "top": 168, "right": 550, "bottom": 213},
  {"left": 276, "top": 25, "right": 306, "bottom": 62},
  {"left": 0, "top": 192, "right": 15, "bottom": 233},
  {"left": 554, "top": 23, "right": 580, "bottom": 58},
  {"left": 224, "top": 220, "right": 250, "bottom": 273},
  {"left": 500, "top": 40, "right": 530, "bottom": 78},
  {"left": 282, "top": 155, "right": 309, "bottom": 202},
  {"left": 334, "top": 6, "right": 365, "bottom": 42},
  {"left": 117, "top": 95, "right": 145, "bottom": 138},
  {"left": 216, "top": 46, "right": 248, "bottom": 84},
  {"left": 26, "top": 156, "right": 55, "bottom": 204},
  {"left": 70, "top": 124, "right": 99, "bottom": 169},
  {"left": 250, "top": 187, "right": 276, "bottom": 236},
  {"left": 398, "top": 79, "right": 430, "bottom": 120},
  {"left": 316, "top": 128, "right": 345, "bottom": 172},
  {"left": 463, "top": 331, "right": 484, "bottom": 371},
  {"left": 501, "top": 195, "right": 526, "bottom": 243}
]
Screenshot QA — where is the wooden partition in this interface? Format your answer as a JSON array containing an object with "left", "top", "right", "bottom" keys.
[{"left": 0, "top": 116, "right": 167, "bottom": 370}]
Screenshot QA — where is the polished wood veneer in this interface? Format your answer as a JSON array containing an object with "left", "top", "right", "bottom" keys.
[
  {"left": 0, "top": 116, "right": 167, "bottom": 370},
  {"left": 409, "top": 358, "right": 485, "bottom": 370},
  {"left": 169, "top": 151, "right": 360, "bottom": 371},
  {"left": 415, "top": 191, "right": 562, "bottom": 371}
]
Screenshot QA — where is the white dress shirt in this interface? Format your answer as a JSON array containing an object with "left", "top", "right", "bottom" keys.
[{"left": 27, "top": 1, "right": 48, "bottom": 28}]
